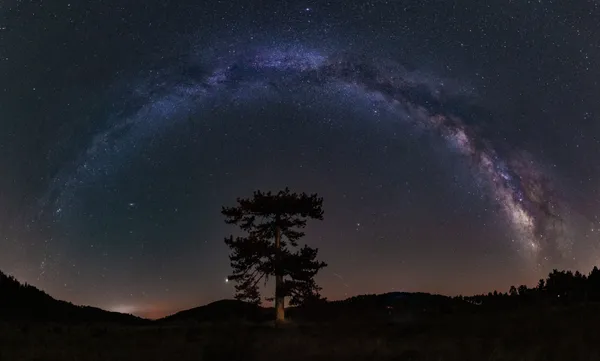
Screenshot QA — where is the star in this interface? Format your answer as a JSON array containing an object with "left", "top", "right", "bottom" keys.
[{"left": 1, "top": 0, "right": 596, "bottom": 318}]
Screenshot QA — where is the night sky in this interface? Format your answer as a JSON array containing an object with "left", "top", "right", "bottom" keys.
[{"left": 1, "top": 0, "right": 599, "bottom": 319}]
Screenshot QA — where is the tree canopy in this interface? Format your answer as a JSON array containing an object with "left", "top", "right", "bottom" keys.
[{"left": 222, "top": 188, "right": 327, "bottom": 321}]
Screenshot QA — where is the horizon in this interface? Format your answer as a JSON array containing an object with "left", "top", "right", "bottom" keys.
[{"left": 5, "top": 265, "right": 600, "bottom": 320}]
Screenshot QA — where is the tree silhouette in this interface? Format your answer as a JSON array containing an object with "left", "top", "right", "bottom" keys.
[
  {"left": 222, "top": 188, "right": 328, "bottom": 322},
  {"left": 589, "top": 266, "right": 600, "bottom": 301},
  {"left": 537, "top": 279, "right": 545, "bottom": 291}
]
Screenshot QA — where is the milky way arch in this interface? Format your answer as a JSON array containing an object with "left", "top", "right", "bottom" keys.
[{"left": 40, "top": 45, "right": 570, "bottom": 265}]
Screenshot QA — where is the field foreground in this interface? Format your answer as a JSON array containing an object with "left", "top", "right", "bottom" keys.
[{"left": 2, "top": 305, "right": 600, "bottom": 361}]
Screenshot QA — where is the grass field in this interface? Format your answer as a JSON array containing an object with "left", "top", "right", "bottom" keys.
[{"left": 2, "top": 305, "right": 600, "bottom": 361}]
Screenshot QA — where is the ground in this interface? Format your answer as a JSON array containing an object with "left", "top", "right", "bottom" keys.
[{"left": 2, "top": 305, "right": 600, "bottom": 361}]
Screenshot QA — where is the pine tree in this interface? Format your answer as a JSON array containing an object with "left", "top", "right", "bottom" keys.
[{"left": 222, "top": 188, "right": 327, "bottom": 323}]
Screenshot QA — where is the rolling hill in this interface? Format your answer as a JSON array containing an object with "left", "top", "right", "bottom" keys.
[
  {"left": 1, "top": 270, "right": 472, "bottom": 325},
  {"left": 159, "top": 299, "right": 271, "bottom": 324},
  {"left": 0, "top": 270, "right": 147, "bottom": 324}
]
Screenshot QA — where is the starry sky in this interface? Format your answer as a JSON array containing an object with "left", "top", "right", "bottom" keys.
[{"left": 1, "top": 0, "right": 600, "bottom": 319}]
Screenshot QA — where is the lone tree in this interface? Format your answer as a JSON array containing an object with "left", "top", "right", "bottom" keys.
[{"left": 222, "top": 188, "right": 327, "bottom": 322}]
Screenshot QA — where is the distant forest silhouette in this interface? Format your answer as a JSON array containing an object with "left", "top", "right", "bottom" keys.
[
  {"left": 1, "top": 266, "right": 600, "bottom": 323},
  {"left": 462, "top": 267, "right": 600, "bottom": 308}
]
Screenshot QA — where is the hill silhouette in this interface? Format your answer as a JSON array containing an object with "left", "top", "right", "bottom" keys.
[
  {"left": 4, "top": 266, "right": 600, "bottom": 325},
  {"left": 0, "top": 269, "right": 480, "bottom": 325},
  {"left": 287, "top": 291, "right": 475, "bottom": 323},
  {"left": 159, "top": 292, "right": 473, "bottom": 325},
  {"left": 0, "top": 270, "right": 147, "bottom": 324},
  {"left": 159, "top": 299, "right": 271, "bottom": 324},
  {"left": 4, "top": 268, "right": 461, "bottom": 325}
]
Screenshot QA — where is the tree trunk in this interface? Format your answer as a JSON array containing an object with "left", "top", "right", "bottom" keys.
[{"left": 274, "top": 225, "right": 285, "bottom": 323}]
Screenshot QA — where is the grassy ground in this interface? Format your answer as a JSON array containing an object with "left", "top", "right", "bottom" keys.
[{"left": 2, "top": 305, "right": 600, "bottom": 361}]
